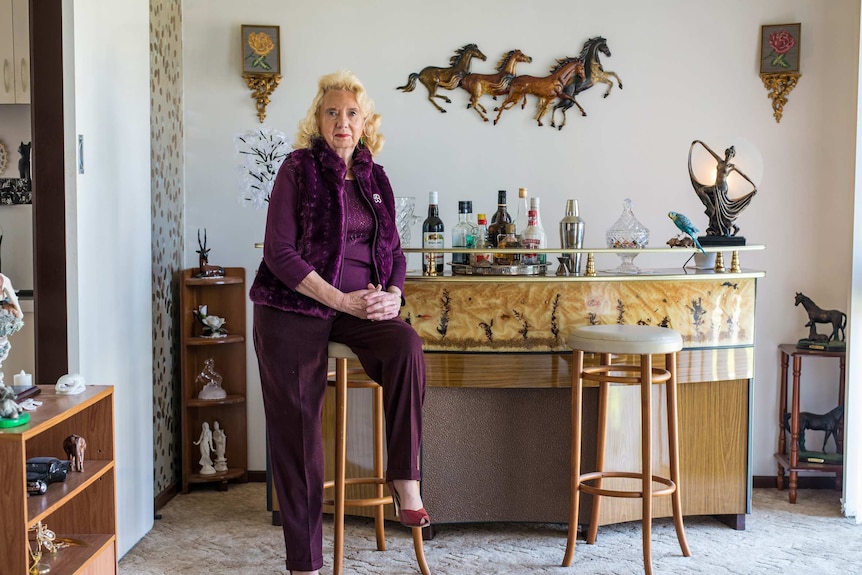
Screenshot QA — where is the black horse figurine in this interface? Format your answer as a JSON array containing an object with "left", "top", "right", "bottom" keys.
[
  {"left": 550, "top": 36, "right": 623, "bottom": 130},
  {"left": 783, "top": 405, "right": 843, "bottom": 453},
  {"left": 794, "top": 292, "right": 846, "bottom": 342}
]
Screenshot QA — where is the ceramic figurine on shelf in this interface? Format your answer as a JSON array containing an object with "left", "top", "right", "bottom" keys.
[
  {"left": 63, "top": 434, "right": 87, "bottom": 472},
  {"left": 196, "top": 358, "right": 227, "bottom": 400},
  {"left": 193, "top": 305, "right": 227, "bottom": 338},
  {"left": 0, "top": 381, "right": 23, "bottom": 419},
  {"left": 195, "top": 228, "right": 225, "bottom": 278},
  {"left": 18, "top": 141, "right": 31, "bottom": 181},
  {"left": 0, "top": 273, "right": 25, "bottom": 422},
  {"left": 194, "top": 422, "right": 216, "bottom": 475},
  {"left": 213, "top": 421, "right": 227, "bottom": 472}
]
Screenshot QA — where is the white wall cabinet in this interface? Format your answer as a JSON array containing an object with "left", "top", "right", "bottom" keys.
[{"left": 0, "top": 0, "right": 30, "bottom": 104}]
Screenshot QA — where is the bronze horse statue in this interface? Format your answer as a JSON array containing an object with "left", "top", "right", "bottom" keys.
[
  {"left": 459, "top": 49, "right": 533, "bottom": 122},
  {"left": 397, "top": 44, "right": 487, "bottom": 113},
  {"left": 550, "top": 36, "right": 623, "bottom": 130},
  {"left": 493, "top": 57, "right": 586, "bottom": 127},
  {"left": 795, "top": 292, "right": 846, "bottom": 342}
]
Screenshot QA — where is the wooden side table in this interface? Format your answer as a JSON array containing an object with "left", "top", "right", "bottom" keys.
[{"left": 775, "top": 344, "right": 845, "bottom": 503}]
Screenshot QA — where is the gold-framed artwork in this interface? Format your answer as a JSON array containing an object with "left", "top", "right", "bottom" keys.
[
  {"left": 241, "top": 24, "right": 281, "bottom": 75},
  {"left": 240, "top": 25, "right": 282, "bottom": 123}
]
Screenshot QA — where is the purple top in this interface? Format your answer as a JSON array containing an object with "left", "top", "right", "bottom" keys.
[{"left": 341, "top": 179, "right": 374, "bottom": 292}]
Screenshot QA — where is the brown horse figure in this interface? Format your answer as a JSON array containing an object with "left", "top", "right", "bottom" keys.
[
  {"left": 550, "top": 36, "right": 623, "bottom": 130},
  {"left": 459, "top": 50, "right": 533, "bottom": 122},
  {"left": 397, "top": 44, "right": 487, "bottom": 113},
  {"left": 794, "top": 292, "right": 846, "bottom": 341},
  {"left": 493, "top": 57, "right": 586, "bottom": 126}
]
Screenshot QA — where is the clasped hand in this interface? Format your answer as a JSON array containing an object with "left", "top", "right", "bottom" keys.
[{"left": 344, "top": 283, "right": 401, "bottom": 321}]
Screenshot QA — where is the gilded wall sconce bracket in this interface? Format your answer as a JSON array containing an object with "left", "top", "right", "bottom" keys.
[
  {"left": 242, "top": 73, "right": 282, "bottom": 123},
  {"left": 760, "top": 72, "right": 801, "bottom": 123}
]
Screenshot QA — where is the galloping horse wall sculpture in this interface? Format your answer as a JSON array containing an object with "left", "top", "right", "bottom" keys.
[
  {"left": 493, "top": 57, "right": 586, "bottom": 126},
  {"left": 550, "top": 36, "right": 623, "bottom": 130},
  {"left": 459, "top": 49, "right": 533, "bottom": 122},
  {"left": 397, "top": 38, "right": 622, "bottom": 128},
  {"left": 397, "top": 44, "right": 487, "bottom": 113}
]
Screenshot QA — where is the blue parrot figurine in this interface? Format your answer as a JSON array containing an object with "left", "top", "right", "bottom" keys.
[{"left": 668, "top": 211, "right": 705, "bottom": 253}]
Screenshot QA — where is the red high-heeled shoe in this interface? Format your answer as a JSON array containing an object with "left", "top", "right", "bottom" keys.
[{"left": 387, "top": 481, "right": 431, "bottom": 528}]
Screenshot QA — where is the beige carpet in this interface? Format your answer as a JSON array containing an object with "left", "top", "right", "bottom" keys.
[{"left": 119, "top": 483, "right": 862, "bottom": 574}]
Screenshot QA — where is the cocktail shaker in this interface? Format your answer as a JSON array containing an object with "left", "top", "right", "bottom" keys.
[{"left": 559, "top": 199, "right": 585, "bottom": 274}]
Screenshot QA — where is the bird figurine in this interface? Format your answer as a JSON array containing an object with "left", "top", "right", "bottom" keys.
[{"left": 668, "top": 211, "right": 705, "bottom": 253}]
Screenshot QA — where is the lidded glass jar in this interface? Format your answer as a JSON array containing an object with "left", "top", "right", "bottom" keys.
[{"left": 606, "top": 198, "right": 649, "bottom": 273}]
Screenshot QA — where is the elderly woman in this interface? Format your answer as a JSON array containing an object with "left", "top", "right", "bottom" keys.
[{"left": 250, "top": 70, "right": 428, "bottom": 575}]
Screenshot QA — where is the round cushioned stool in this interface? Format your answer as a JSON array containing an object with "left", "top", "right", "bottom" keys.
[
  {"left": 562, "top": 325, "right": 691, "bottom": 575},
  {"left": 322, "top": 342, "right": 430, "bottom": 575}
]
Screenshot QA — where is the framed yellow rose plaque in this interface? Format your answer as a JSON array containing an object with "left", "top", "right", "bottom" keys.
[{"left": 241, "top": 25, "right": 282, "bottom": 122}]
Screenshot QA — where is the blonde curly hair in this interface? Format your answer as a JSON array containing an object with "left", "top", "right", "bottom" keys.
[{"left": 294, "top": 70, "right": 384, "bottom": 156}]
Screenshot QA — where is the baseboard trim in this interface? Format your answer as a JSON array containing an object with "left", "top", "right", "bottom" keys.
[
  {"left": 154, "top": 472, "right": 267, "bottom": 512},
  {"left": 155, "top": 481, "right": 179, "bottom": 512},
  {"left": 752, "top": 475, "right": 840, "bottom": 490}
]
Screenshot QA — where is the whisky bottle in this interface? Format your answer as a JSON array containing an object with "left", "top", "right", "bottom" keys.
[
  {"left": 495, "top": 223, "right": 520, "bottom": 266},
  {"left": 487, "top": 190, "right": 512, "bottom": 248}
]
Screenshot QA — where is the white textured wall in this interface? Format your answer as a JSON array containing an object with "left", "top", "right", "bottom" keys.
[
  {"left": 182, "top": 0, "right": 860, "bottom": 480},
  {"left": 68, "top": 0, "right": 154, "bottom": 556}
]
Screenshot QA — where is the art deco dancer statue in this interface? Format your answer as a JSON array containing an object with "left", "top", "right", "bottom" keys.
[{"left": 688, "top": 140, "right": 757, "bottom": 238}]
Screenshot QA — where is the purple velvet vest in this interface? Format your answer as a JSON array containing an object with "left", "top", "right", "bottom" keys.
[{"left": 249, "top": 138, "right": 400, "bottom": 319}]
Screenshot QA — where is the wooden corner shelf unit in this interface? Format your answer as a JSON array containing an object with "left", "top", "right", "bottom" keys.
[
  {"left": 180, "top": 267, "right": 248, "bottom": 493},
  {"left": 0, "top": 385, "right": 116, "bottom": 575}
]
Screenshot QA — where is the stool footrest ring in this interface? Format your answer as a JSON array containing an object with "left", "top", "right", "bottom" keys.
[
  {"left": 578, "top": 471, "right": 677, "bottom": 499},
  {"left": 581, "top": 364, "right": 671, "bottom": 385},
  {"left": 323, "top": 477, "right": 393, "bottom": 508}
]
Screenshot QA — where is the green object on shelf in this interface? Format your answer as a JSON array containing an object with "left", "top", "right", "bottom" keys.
[{"left": 0, "top": 412, "right": 29, "bottom": 428}]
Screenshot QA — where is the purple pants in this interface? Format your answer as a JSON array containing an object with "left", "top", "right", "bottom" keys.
[{"left": 253, "top": 304, "right": 426, "bottom": 572}]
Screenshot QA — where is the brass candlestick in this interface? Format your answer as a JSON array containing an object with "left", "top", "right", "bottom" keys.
[
  {"left": 585, "top": 253, "right": 596, "bottom": 276},
  {"left": 714, "top": 251, "right": 726, "bottom": 273},
  {"left": 730, "top": 250, "right": 741, "bottom": 273}
]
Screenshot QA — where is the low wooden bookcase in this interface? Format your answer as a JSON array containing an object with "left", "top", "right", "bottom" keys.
[{"left": 0, "top": 385, "right": 116, "bottom": 575}]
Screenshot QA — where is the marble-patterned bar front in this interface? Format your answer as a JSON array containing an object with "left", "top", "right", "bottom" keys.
[{"left": 403, "top": 276, "right": 757, "bottom": 352}]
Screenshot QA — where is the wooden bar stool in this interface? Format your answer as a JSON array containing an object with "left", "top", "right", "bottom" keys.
[
  {"left": 322, "top": 342, "right": 430, "bottom": 575},
  {"left": 562, "top": 325, "right": 691, "bottom": 575}
]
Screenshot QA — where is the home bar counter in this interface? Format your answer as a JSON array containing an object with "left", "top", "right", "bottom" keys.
[{"left": 318, "top": 246, "right": 764, "bottom": 532}]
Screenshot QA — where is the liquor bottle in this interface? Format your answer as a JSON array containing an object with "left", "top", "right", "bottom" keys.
[
  {"left": 470, "top": 213, "right": 493, "bottom": 266},
  {"left": 422, "top": 191, "right": 444, "bottom": 274},
  {"left": 559, "top": 199, "right": 585, "bottom": 274},
  {"left": 521, "top": 209, "right": 544, "bottom": 266},
  {"left": 451, "top": 200, "right": 475, "bottom": 266},
  {"left": 529, "top": 196, "right": 547, "bottom": 264},
  {"left": 487, "top": 190, "right": 512, "bottom": 248},
  {"left": 514, "top": 187, "right": 530, "bottom": 240},
  {"left": 495, "top": 223, "right": 520, "bottom": 266}
]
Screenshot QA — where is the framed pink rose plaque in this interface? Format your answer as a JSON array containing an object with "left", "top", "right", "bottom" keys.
[{"left": 760, "top": 23, "right": 801, "bottom": 74}]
